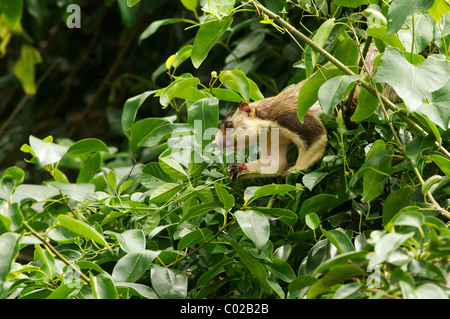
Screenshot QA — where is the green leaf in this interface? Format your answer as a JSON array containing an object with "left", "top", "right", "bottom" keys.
[
  {"left": 229, "top": 240, "right": 272, "bottom": 294},
  {"left": 90, "top": 273, "right": 118, "bottom": 299},
  {"left": 348, "top": 149, "right": 393, "bottom": 188},
  {"left": 219, "top": 69, "right": 251, "bottom": 102},
  {"left": 416, "top": 79, "right": 450, "bottom": 130},
  {"left": 266, "top": 257, "right": 296, "bottom": 283},
  {"left": 405, "top": 134, "right": 435, "bottom": 166},
  {"left": 139, "top": 123, "right": 190, "bottom": 148},
  {"left": 252, "top": 207, "right": 298, "bottom": 226},
  {"left": 49, "top": 182, "right": 95, "bottom": 202},
  {"left": 127, "top": 0, "right": 140, "bottom": 7},
  {"left": 305, "top": 213, "right": 320, "bottom": 230},
  {"left": 35, "top": 244, "right": 56, "bottom": 279},
  {"left": 318, "top": 75, "right": 360, "bottom": 118},
  {"left": 382, "top": 187, "right": 414, "bottom": 226},
  {"left": 351, "top": 83, "right": 379, "bottom": 122},
  {"left": 369, "top": 232, "right": 415, "bottom": 266},
  {"left": 67, "top": 138, "right": 109, "bottom": 156},
  {"left": 373, "top": 48, "right": 450, "bottom": 112},
  {"left": 179, "top": 201, "right": 223, "bottom": 225},
  {"left": 159, "top": 77, "right": 200, "bottom": 107},
  {"left": 130, "top": 118, "right": 168, "bottom": 156},
  {"left": 12, "top": 184, "right": 59, "bottom": 206},
  {"left": 46, "top": 284, "right": 78, "bottom": 299},
  {"left": 187, "top": 97, "right": 219, "bottom": 148},
  {"left": 202, "top": 0, "right": 235, "bottom": 19},
  {"left": 298, "top": 194, "right": 338, "bottom": 221},
  {"left": 386, "top": 0, "right": 434, "bottom": 34},
  {"left": 149, "top": 182, "right": 184, "bottom": 204},
  {"left": 385, "top": 206, "right": 425, "bottom": 231},
  {"left": 171, "top": 45, "right": 193, "bottom": 71},
  {"left": 246, "top": 184, "right": 297, "bottom": 203},
  {"left": 114, "top": 282, "right": 159, "bottom": 299},
  {"left": 77, "top": 153, "right": 102, "bottom": 183},
  {"left": 310, "top": 19, "right": 335, "bottom": 69},
  {"left": 196, "top": 257, "right": 234, "bottom": 288},
  {"left": 191, "top": 15, "right": 233, "bottom": 68},
  {"left": 308, "top": 264, "right": 366, "bottom": 299},
  {"left": 29, "top": 135, "right": 68, "bottom": 167},
  {"left": 139, "top": 18, "right": 195, "bottom": 44},
  {"left": 0, "top": 166, "right": 24, "bottom": 199},
  {"left": 302, "top": 171, "right": 327, "bottom": 191},
  {"left": 314, "top": 251, "right": 368, "bottom": 274},
  {"left": 0, "top": 232, "right": 22, "bottom": 285},
  {"left": 430, "top": 154, "right": 450, "bottom": 178},
  {"left": 151, "top": 265, "right": 187, "bottom": 299},
  {"left": 421, "top": 175, "right": 443, "bottom": 195},
  {"left": 0, "top": 202, "right": 23, "bottom": 231},
  {"left": 177, "top": 228, "right": 214, "bottom": 251},
  {"left": 0, "top": 0, "right": 23, "bottom": 28},
  {"left": 428, "top": 0, "right": 450, "bottom": 23},
  {"left": 121, "top": 91, "right": 158, "bottom": 138},
  {"left": 57, "top": 214, "right": 110, "bottom": 249},
  {"left": 13, "top": 44, "right": 42, "bottom": 95},
  {"left": 366, "top": 25, "right": 405, "bottom": 51},
  {"left": 107, "top": 229, "right": 146, "bottom": 253},
  {"left": 214, "top": 184, "right": 235, "bottom": 210},
  {"left": 235, "top": 210, "right": 270, "bottom": 251},
  {"left": 416, "top": 283, "right": 447, "bottom": 299},
  {"left": 361, "top": 140, "right": 393, "bottom": 203},
  {"left": 181, "top": 0, "right": 198, "bottom": 11},
  {"left": 297, "top": 64, "right": 343, "bottom": 122},
  {"left": 333, "top": 282, "right": 363, "bottom": 299},
  {"left": 398, "top": 13, "right": 439, "bottom": 55},
  {"left": 331, "top": 0, "right": 369, "bottom": 8},
  {"left": 159, "top": 156, "right": 187, "bottom": 180},
  {"left": 321, "top": 228, "right": 355, "bottom": 254},
  {"left": 288, "top": 275, "right": 318, "bottom": 298},
  {"left": 112, "top": 250, "right": 159, "bottom": 283}
]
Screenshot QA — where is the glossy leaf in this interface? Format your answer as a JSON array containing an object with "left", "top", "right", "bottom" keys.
[
  {"left": 0, "top": 232, "right": 22, "bottom": 285},
  {"left": 151, "top": 265, "right": 188, "bottom": 299},
  {"left": 90, "top": 273, "right": 118, "bottom": 299},
  {"left": 112, "top": 250, "right": 159, "bottom": 283},
  {"left": 229, "top": 240, "right": 272, "bottom": 294},
  {"left": 310, "top": 18, "right": 335, "bottom": 69},
  {"left": 386, "top": 0, "right": 434, "bottom": 34},
  {"left": 373, "top": 48, "right": 450, "bottom": 112},
  {"left": 57, "top": 214, "right": 110, "bottom": 249},
  {"left": 297, "top": 64, "right": 344, "bottom": 122},
  {"left": 235, "top": 210, "right": 270, "bottom": 251},
  {"left": 67, "top": 138, "right": 109, "bottom": 156},
  {"left": 191, "top": 16, "right": 233, "bottom": 68},
  {"left": 321, "top": 228, "right": 355, "bottom": 254},
  {"left": 29, "top": 135, "right": 68, "bottom": 167},
  {"left": 177, "top": 228, "right": 214, "bottom": 251},
  {"left": 318, "top": 75, "right": 360, "bottom": 118},
  {"left": 382, "top": 187, "right": 414, "bottom": 226},
  {"left": 305, "top": 213, "right": 320, "bottom": 230},
  {"left": 121, "top": 90, "right": 158, "bottom": 138}
]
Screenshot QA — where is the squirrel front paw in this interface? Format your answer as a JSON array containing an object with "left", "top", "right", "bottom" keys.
[{"left": 228, "top": 163, "right": 249, "bottom": 181}]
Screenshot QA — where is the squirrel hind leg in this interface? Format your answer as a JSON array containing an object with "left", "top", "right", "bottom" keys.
[{"left": 283, "top": 133, "right": 328, "bottom": 177}]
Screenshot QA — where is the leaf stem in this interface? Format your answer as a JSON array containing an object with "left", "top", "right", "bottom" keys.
[{"left": 23, "top": 221, "right": 91, "bottom": 284}]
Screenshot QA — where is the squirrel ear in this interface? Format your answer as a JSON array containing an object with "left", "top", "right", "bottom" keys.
[{"left": 239, "top": 101, "right": 251, "bottom": 113}]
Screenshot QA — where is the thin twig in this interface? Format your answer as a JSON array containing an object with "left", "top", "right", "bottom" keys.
[{"left": 23, "top": 221, "right": 90, "bottom": 284}]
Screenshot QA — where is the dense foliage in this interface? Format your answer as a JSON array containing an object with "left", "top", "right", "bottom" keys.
[{"left": 0, "top": 0, "right": 449, "bottom": 299}]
